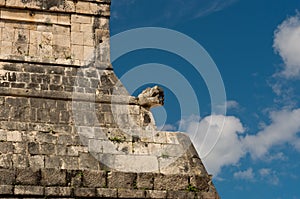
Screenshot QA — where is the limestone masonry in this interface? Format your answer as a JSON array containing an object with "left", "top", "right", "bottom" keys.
[{"left": 0, "top": 0, "right": 220, "bottom": 198}]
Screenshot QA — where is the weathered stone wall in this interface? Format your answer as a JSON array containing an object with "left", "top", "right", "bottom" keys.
[
  {"left": 0, "top": 0, "right": 110, "bottom": 67},
  {"left": 0, "top": 0, "right": 220, "bottom": 198}
]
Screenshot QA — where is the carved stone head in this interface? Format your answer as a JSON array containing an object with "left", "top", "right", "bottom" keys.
[{"left": 137, "top": 85, "right": 164, "bottom": 109}]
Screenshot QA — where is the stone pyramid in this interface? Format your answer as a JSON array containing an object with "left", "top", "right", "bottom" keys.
[{"left": 0, "top": 0, "right": 219, "bottom": 198}]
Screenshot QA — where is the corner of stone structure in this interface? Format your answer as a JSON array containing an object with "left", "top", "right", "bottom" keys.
[{"left": 0, "top": 0, "right": 220, "bottom": 198}]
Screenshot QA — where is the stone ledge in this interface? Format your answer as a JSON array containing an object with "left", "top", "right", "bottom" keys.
[
  {"left": 0, "top": 0, "right": 111, "bottom": 16},
  {"left": 0, "top": 87, "right": 137, "bottom": 104},
  {"left": 45, "top": 187, "right": 72, "bottom": 197},
  {"left": 0, "top": 185, "right": 13, "bottom": 195},
  {"left": 0, "top": 7, "right": 71, "bottom": 26},
  {"left": 14, "top": 185, "right": 44, "bottom": 195},
  {"left": 0, "top": 168, "right": 215, "bottom": 194},
  {"left": 0, "top": 188, "right": 217, "bottom": 199},
  {"left": 118, "top": 189, "right": 145, "bottom": 198}
]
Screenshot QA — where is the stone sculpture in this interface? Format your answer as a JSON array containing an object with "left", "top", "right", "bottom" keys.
[{"left": 138, "top": 86, "right": 164, "bottom": 109}]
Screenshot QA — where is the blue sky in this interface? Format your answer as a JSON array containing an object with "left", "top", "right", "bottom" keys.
[{"left": 110, "top": 0, "right": 300, "bottom": 198}]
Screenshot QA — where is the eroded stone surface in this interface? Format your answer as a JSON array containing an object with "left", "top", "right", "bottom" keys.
[{"left": 0, "top": 0, "right": 219, "bottom": 198}]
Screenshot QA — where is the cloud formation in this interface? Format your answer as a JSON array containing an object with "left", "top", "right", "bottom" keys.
[
  {"left": 215, "top": 100, "right": 240, "bottom": 113},
  {"left": 259, "top": 168, "right": 280, "bottom": 185},
  {"left": 244, "top": 108, "right": 300, "bottom": 159},
  {"left": 184, "top": 115, "right": 246, "bottom": 176},
  {"left": 234, "top": 168, "right": 255, "bottom": 181},
  {"left": 181, "top": 108, "right": 300, "bottom": 176},
  {"left": 274, "top": 13, "right": 300, "bottom": 78}
]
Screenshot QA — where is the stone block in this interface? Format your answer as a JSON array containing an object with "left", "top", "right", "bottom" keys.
[
  {"left": 84, "top": 46, "right": 95, "bottom": 61},
  {"left": 88, "top": 139, "right": 131, "bottom": 155},
  {"left": 166, "top": 132, "right": 180, "bottom": 144},
  {"left": 90, "top": 2, "right": 102, "bottom": 15},
  {"left": 118, "top": 189, "right": 145, "bottom": 198},
  {"left": 167, "top": 191, "right": 195, "bottom": 199},
  {"left": 0, "top": 129, "right": 7, "bottom": 141},
  {"left": 35, "top": 132, "right": 56, "bottom": 144},
  {"left": 107, "top": 172, "right": 136, "bottom": 189},
  {"left": 153, "top": 132, "right": 167, "bottom": 143},
  {"left": 113, "top": 155, "right": 159, "bottom": 173},
  {"left": 29, "top": 155, "right": 44, "bottom": 169},
  {"left": 137, "top": 173, "right": 154, "bottom": 190},
  {"left": 0, "top": 185, "right": 13, "bottom": 195},
  {"left": 2, "top": 27, "right": 15, "bottom": 42},
  {"left": 97, "top": 188, "right": 117, "bottom": 198},
  {"left": 82, "top": 170, "right": 106, "bottom": 188},
  {"left": 14, "top": 185, "right": 44, "bottom": 195},
  {"left": 12, "top": 154, "right": 29, "bottom": 168},
  {"left": 74, "top": 188, "right": 96, "bottom": 197},
  {"left": 71, "top": 32, "right": 84, "bottom": 45},
  {"left": 99, "top": 4, "right": 110, "bottom": 17},
  {"left": 0, "top": 154, "right": 13, "bottom": 168},
  {"left": 61, "top": 156, "right": 78, "bottom": 170},
  {"left": 40, "top": 143, "right": 55, "bottom": 155},
  {"left": 83, "top": 33, "right": 94, "bottom": 47},
  {"left": 78, "top": 152, "right": 99, "bottom": 170},
  {"left": 175, "top": 132, "right": 192, "bottom": 149},
  {"left": 58, "top": 134, "right": 73, "bottom": 145},
  {"left": 45, "top": 187, "right": 72, "bottom": 196},
  {"left": 28, "top": 142, "right": 40, "bottom": 155},
  {"left": 190, "top": 158, "right": 206, "bottom": 175},
  {"left": 53, "top": 24, "right": 70, "bottom": 35},
  {"left": 145, "top": 190, "right": 167, "bottom": 199},
  {"left": 133, "top": 142, "right": 155, "bottom": 155},
  {"left": 0, "top": 169, "right": 15, "bottom": 185},
  {"left": 5, "top": 0, "right": 24, "bottom": 8},
  {"left": 57, "top": 14, "right": 71, "bottom": 25},
  {"left": 16, "top": 168, "right": 40, "bottom": 185},
  {"left": 13, "top": 142, "right": 26, "bottom": 154},
  {"left": 41, "top": 169, "right": 66, "bottom": 186},
  {"left": 75, "top": 1, "right": 90, "bottom": 14},
  {"left": 0, "top": 41, "right": 13, "bottom": 55},
  {"left": 56, "top": 144, "right": 67, "bottom": 156},
  {"left": 190, "top": 175, "right": 210, "bottom": 192},
  {"left": 201, "top": 192, "right": 220, "bottom": 199},
  {"left": 53, "top": 34, "right": 70, "bottom": 47},
  {"left": 69, "top": 170, "right": 82, "bottom": 187},
  {"left": 67, "top": 146, "right": 87, "bottom": 156},
  {"left": 0, "top": 142, "right": 14, "bottom": 154},
  {"left": 7, "top": 131, "right": 22, "bottom": 142},
  {"left": 71, "top": 44, "right": 84, "bottom": 60},
  {"left": 41, "top": 32, "right": 53, "bottom": 45},
  {"left": 45, "top": 156, "right": 61, "bottom": 169},
  {"left": 154, "top": 174, "right": 189, "bottom": 191},
  {"left": 158, "top": 156, "right": 191, "bottom": 175},
  {"left": 71, "top": 15, "right": 91, "bottom": 24}
]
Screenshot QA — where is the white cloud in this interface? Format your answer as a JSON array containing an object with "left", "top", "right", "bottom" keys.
[
  {"left": 184, "top": 115, "right": 245, "bottom": 176},
  {"left": 227, "top": 100, "right": 240, "bottom": 109},
  {"left": 259, "top": 168, "right": 271, "bottom": 177},
  {"left": 273, "top": 13, "right": 300, "bottom": 78},
  {"left": 259, "top": 168, "right": 280, "bottom": 185},
  {"left": 215, "top": 100, "right": 240, "bottom": 113},
  {"left": 179, "top": 108, "right": 300, "bottom": 177},
  {"left": 194, "top": 0, "right": 238, "bottom": 18},
  {"left": 265, "top": 152, "right": 287, "bottom": 162},
  {"left": 291, "top": 139, "right": 300, "bottom": 152},
  {"left": 234, "top": 168, "right": 255, "bottom": 181},
  {"left": 244, "top": 109, "right": 300, "bottom": 159}
]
